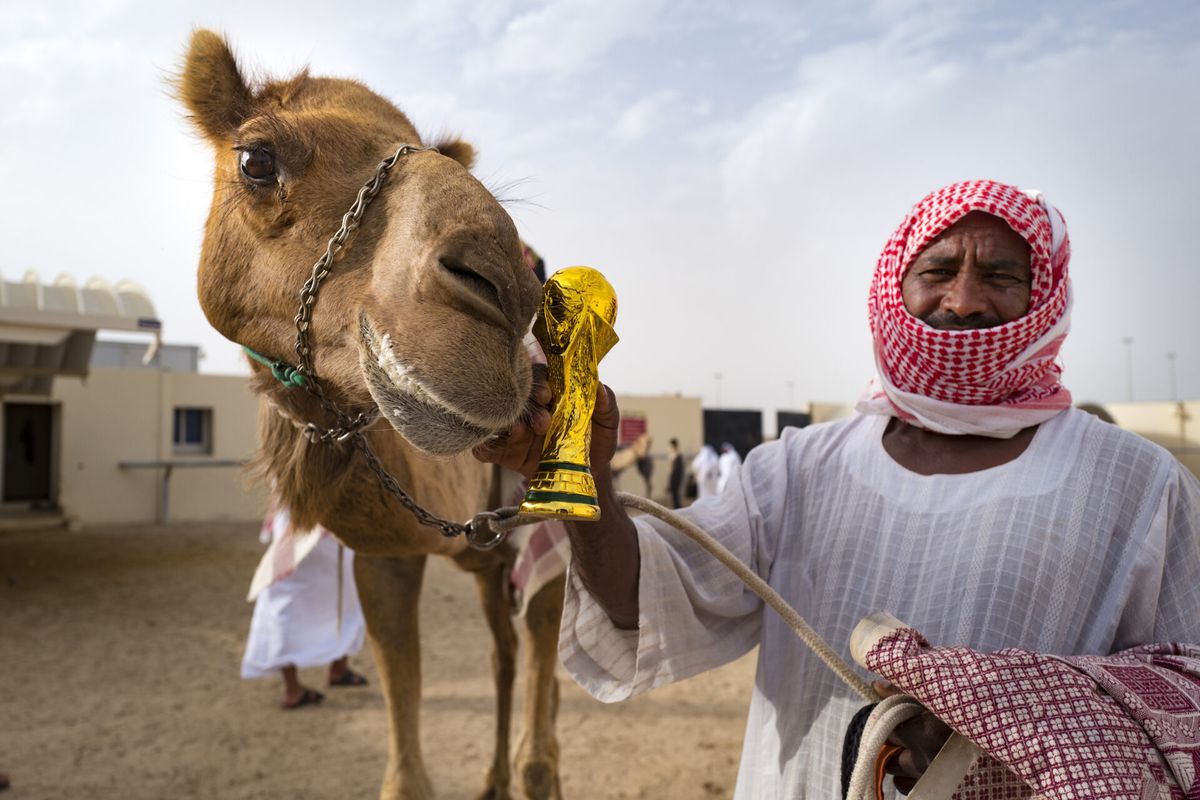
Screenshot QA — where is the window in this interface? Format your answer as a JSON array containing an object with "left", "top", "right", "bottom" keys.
[{"left": 172, "top": 407, "right": 213, "bottom": 455}]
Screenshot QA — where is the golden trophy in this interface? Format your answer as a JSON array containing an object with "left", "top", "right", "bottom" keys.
[{"left": 520, "top": 267, "right": 619, "bottom": 520}]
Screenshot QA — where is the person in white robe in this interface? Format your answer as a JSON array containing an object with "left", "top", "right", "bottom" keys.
[
  {"left": 716, "top": 442, "right": 742, "bottom": 494},
  {"left": 473, "top": 179, "right": 1200, "bottom": 798},
  {"left": 241, "top": 503, "right": 368, "bottom": 709},
  {"left": 690, "top": 444, "right": 720, "bottom": 498}
]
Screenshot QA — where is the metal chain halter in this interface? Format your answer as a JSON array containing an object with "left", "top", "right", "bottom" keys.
[{"left": 252, "top": 143, "right": 509, "bottom": 547}]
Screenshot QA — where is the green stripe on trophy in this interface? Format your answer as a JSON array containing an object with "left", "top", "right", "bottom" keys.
[
  {"left": 523, "top": 490, "right": 600, "bottom": 506},
  {"left": 536, "top": 461, "right": 592, "bottom": 474}
]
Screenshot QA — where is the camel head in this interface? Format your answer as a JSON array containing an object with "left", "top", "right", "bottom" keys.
[{"left": 178, "top": 30, "right": 540, "bottom": 455}]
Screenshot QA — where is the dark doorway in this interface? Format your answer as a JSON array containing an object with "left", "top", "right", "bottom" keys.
[
  {"left": 702, "top": 409, "right": 763, "bottom": 459},
  {"left": 4, "top": 403, "right": 54, "bottom": 504},
  {"left": 776, "top": 410, "right": 812, "bottom": 434}
]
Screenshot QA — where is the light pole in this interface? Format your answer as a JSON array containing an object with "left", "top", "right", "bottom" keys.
[
  {"left": 1167, "top": 351, "right": 1178, "bottom": 402},
  {"left": 786, "top": 380, "right": 796, "bottom": 410},
  {"left": 1121, "top": 337, "right": 1134, "bottom": 402},
  {"left": 714, "top": 372, "right": 723, "bottom": 407}
]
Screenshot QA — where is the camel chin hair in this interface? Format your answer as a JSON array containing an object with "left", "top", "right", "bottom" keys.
[{"left": 358, "top": 315, "right": 495, "bottom": 456}]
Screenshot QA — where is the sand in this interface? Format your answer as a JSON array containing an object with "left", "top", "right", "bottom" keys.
[{"left": 0, "top": 522, "right": 754, "bottom": 799}]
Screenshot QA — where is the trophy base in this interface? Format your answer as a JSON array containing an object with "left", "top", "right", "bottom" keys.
[{"left": 519, "top": 462, "right": 601, "bottom": 521}]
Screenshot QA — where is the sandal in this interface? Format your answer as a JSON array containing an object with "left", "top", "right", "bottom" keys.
[
  {"left": 282, "top": 687, "right": 325, "bottom": 710},
  {"left": 328, "top": 668, "right": 368, "bottom": 687}
]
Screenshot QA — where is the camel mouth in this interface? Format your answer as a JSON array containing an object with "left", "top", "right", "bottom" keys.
[{"left": 358, "top": 315, "right": 503, "bottom": 456}]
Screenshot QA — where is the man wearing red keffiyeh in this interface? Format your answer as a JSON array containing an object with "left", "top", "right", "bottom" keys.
[{"left": 475, "top": 179, "right": 1200, "bottom": 798}]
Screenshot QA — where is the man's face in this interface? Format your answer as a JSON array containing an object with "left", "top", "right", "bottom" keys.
[{"left": 901, "top": 211, "right": 1032, "bottom": 329}]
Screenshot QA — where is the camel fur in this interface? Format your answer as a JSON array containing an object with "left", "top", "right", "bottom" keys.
[{"left": 178, "top": 29, "right": 564, "bottom": 800}]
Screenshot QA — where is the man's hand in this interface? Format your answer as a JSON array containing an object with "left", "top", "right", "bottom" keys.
[
  {"left": 471, "top": 364, "right": 622, "bottom": 479},
  {"left": 587, "top": 383, "right": 621, "bottom": 475},
  {"left": 472, "top": 363, "right": 552, "bottom": 477},
  {"left": 873, "top": 681, "right": 953, "bottom": 795}
]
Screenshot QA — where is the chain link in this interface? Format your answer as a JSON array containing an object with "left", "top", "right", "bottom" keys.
[
  {"left": 294, "top": 144, "right": 426, "bottom": 376},
  {"left": 351, "top": 435, "right": 469, "bottom": 538},
  {"left": 275, "top": 143, "right": 502, "bottom": 544}
]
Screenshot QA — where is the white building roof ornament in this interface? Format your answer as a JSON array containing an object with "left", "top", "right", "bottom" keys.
[{"left": 0, "top": 270, "right": 162, "bottom": 395}]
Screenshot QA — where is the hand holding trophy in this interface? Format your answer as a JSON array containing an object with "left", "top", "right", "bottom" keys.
[{"left": 520, "top": 267, "right": 618, "bottom": 520}]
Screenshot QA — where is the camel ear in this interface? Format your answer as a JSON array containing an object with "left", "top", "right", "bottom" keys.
[
  {"left": 435, "top": 138, "right": 476, "bottom": 170},
  {"left": 177, "top": 29, "right": 252, "bottom": 142}
]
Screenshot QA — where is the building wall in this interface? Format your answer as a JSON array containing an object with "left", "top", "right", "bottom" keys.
[
  {"left": 611, "top": 393, "right": 703, "bottom": 503},
  {"left": 14, "top": 369, "right": 703, "bottom": 526},
  {"left": 49, "top": 368, "right": 266, "bottom": 525},
  {"left": 1102, "top": 401, "right": 1200, "bottom": 479}
]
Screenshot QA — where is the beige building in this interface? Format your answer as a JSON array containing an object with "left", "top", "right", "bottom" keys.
[
  {"left": 610, "top": 393, "right": 705, "bottom": 504},
  {"left": 49, "top": 364, "right": 264, "bottom": 525},
  {"left": 1102, "top": 401, "right": 1199, "bottom": 478},
  {"left": 4, "top": 352, "right": 266, "bottom": 528},
  {"left": 1, "top": 272, "right": 265, "bottom": 528}
]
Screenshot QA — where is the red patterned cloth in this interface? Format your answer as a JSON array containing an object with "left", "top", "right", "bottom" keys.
[
  {"left": 856, "top": 180, "right": 1073, "bottom": 438},
  {"left": 246, "top": 498, "right": 328, "bottom": 601},
  {"left": 505, "top": 471, "right": 570, "bottom": 617},
  {"left": 864, "top": 627, "right": 1200, "bottom": 799}
]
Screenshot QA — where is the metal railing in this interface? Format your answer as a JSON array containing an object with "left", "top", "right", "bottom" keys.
[{"left": 117, "top": 459, "right": 245, "bottom": 524}]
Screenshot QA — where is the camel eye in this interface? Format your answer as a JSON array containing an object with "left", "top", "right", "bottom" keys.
[{"left": 239, "top": 146, "right": 277, "bottom": 184}]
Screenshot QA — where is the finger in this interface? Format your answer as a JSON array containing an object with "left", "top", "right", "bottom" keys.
[
  {"left": 528, "top": 405, "right": 551, "bottom": 437},
  {"left": 472, "top": 435, "right": 506, "bottom": 463},
  {"left": 882, "top": 747, "right": 909, "bottom": 776},
  {"left": 593, "top": 384, "right": 619, "bottom": 430},
  {"left": 474, "top": 422, "right": 531, "bottom": 467},
  {"left": 888, "top": 711, "right": 952, "bottom": 771},
  {"left": 498, "top": 425, "right": 536, "bottom": 465},
  {"left": 473, "top": 439, "right": 518, "bottom": 471},
  {"left": 517, "top": 436, "right": 545, "bottom": 475},
  {"left": 530, "top": 363, "right": 551, "bottom": 407},
  {"left": 873, "top": 680, "right": 900, "bottom": 698},
  {"left": 892, "top": 749, "right": 919, "bottom": 780}
]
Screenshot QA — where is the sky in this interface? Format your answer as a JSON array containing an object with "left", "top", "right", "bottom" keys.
[{"left": 3, "top": 0, "right": 1198, "bottom": 419}]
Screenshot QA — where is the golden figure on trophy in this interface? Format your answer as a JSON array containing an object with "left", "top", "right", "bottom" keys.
[{"left": 520, "top": 267, "right": 619, "bottom": 520}]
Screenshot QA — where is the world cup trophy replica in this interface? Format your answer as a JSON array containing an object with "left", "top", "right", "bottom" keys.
[{"left": 520, "top": 267, "right": 618, "bottom": 521}]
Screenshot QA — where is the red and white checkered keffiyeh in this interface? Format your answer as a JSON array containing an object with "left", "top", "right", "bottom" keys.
[
  {"left": 864, "top": 626, "right": 1200, "bottom": 799},
  {"left": 856, "top": 180, "right": 1073, "bottom": 438}
]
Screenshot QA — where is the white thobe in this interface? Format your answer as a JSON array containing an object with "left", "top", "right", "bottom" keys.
[
  {"left": 717, "top": 449, "right": 743, "bottom": 494},
  {"left": 560, "top": 409, "right": 1200, "bottom": 798},
  {"left": 692, "top": 447, "right": 721, "bottom": 498},
  {"left": 241, "top": 512, "right": 366, "bottom": 678}
]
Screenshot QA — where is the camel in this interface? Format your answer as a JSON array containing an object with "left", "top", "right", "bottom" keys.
[{"left": 177, "top": 30, "right": 565, "bottom": 800}]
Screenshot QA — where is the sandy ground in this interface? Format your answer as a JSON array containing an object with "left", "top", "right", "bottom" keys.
[{"left": 0, "top": 522, "right": 754, "bottom": 799}]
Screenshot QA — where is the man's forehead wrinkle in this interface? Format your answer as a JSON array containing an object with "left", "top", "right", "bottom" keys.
[
  {"left": 916, "top": 253, "right": 961, "bottom": 266},
  {"left": 921, "top": 218, "right": 1031, "bottom": 259}
]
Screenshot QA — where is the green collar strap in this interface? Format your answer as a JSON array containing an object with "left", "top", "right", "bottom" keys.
[{"left": 242, "top": 346, "right": 309, "bottom": 389}]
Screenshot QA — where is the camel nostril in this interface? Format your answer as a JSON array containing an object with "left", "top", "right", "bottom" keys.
[{"left": 439, "top": 256, "right": 503, "bottom": 311}]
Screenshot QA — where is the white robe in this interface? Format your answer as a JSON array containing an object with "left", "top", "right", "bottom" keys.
[
  {"left": 691, "top": 446, "right": 721, "bottom": 498},
  {"left": 241, "top": 510, "right": 366, "bottom": 678},
  {"left": 717, "top": 448, "right": 742, "bottom": 494},
  {"left": 560, "top": 409, "right": 1200, "bottom": 799}
]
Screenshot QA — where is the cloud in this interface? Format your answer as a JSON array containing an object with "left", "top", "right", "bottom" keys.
[
  {"left": 462, "top": 0, "right": 667, "bottom": 83},
  {"left": 613, "top": 90, "right": 682, "bottom": 142}
]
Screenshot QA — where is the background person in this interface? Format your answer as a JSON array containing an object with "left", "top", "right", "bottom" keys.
[
  {"left": 716, "top": 442, "right": 742, "bottom": 494},
  {"left": 689, "top": 444, "right": 720, "bottom": 499},
  {"left": 667, "top": 438, "right": 685, "bottom": 508},
  {"left": 241, "top": 502, "right": 368, "bottom": 709}
]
